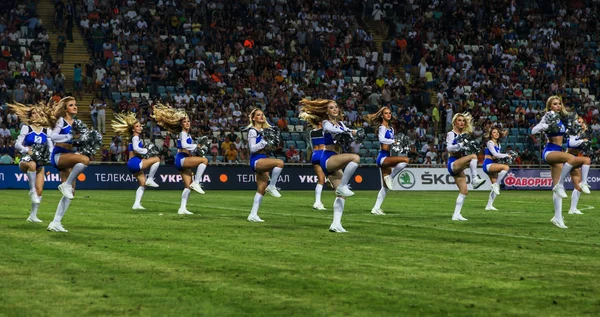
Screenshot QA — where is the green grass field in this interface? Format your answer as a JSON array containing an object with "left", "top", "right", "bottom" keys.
[{"left": 1, "top": 189, "right": 599, "bottom": 316}]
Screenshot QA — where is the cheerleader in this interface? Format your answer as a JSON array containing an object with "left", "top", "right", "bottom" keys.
[
  {"left": 446, "top": 112, "right": 486, "bottom": 221},
  {"left": 246, "top": 108, "right": 284, "bottom": 222},
  {"left": 309, "top": 122, "right": 327, "bottom": 210},
  {"left": 566, "top": 116, "right": 592, "bottom": 215},
  {"left": 299, "top": 99, "right": 360, "bottom": 232},
  {"left": 48, "top": 97, "right": 90, "bottom": 232},
  {"left": 153, "top": 104, "right": 208, "bottom": 214},
  {"left": 531, "top": 96, "right": 590, "bottom": 228},
  {"left": 483, "top": 127, "right": 511, "bottom": 211},
  {"left": 111, "top": 112, "right": 161, "bottom": 210},
  {"left": 9, "top": 102, "right": 54, "bottom": 223},
  {"left": 365, "top": 106, "right": 409, "bottom": 215}
]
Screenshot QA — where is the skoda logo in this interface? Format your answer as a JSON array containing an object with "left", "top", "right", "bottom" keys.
[{"left": 397, "top": 170, "right": 415, "bottom": 189}]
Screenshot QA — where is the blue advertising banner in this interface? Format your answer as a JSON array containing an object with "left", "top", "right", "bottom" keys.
[
  {"left": 0, "top": 165, "right": 382, "bottom": 190},
  {"left": 0, "top": 165, "right": 597, "bottom": 191}
]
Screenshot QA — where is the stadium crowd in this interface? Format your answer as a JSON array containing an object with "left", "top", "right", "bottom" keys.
[{"left": 2, "top": 0, "right": 600, "bottom": 167}]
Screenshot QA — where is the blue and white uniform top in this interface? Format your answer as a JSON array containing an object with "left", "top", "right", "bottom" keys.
[
  {"left": 375, "top": 125, "right": 395, "bottom": 167},
  {"left": 378, "top": 125, "right": 394, "bottom": 147},
  {"left": 322, "top": 120, "right": 350, "bottom": 146},
  {"left": 248, "top": 128, "right": 268, "bottom": 154},
  {"left": 531, "top": 112, "right": 567, "bottom": 162},
  {"left": 129, "top": 135, "right": 148, "bottom": 156},
  {"left": 310, "top": 128, "right": 325, "bottom": 147},
  {"left": 15, "top": 125, "right": 53, "bottom": 154},
  {"left": 484, "top": 141, "right": 509, "bottom": 160},
  {"left": 248, "top": 127, "right": 269, "bottom": 172},
  {"left": 567, "top": 135, "right": 585, "bottom": 150},
  {"left": 531, "top": 112, "right": 566, "bottom": 137},
  {"left": 177, "top": 131, "right": 197, "bottom": 151},
  {"left": 51, "top": 117, "right": 74, "bottom": 145},
  {"left": 445, "top": 131, "right": 463, "bottom": 156}
]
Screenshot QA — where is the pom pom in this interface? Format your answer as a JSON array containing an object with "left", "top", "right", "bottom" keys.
[
  {"left": 455, "top": 133, "right": 481, "bottom": 155},
  {"left": 354, "top": 128, "right": 366, "bottom": 142},
  {"left": 333, "top": 131, "right": 354, "bottom": 149},
  {"left": 498, "top": 150, "right": 519, "bottom": 165},
  {"left": 261, "top": 127, "right": 282, "bottom": 150},
  {"left": 194, "top": 135, "right": 212, "bottom": 157},
  {"left": 390, "top": 133, "right": 411, "bottom": 155},
  {"left": 544, "top": 111, "right": 562, "bottom": 134},
  {"left": 142, "top": 142, "right": 160, "bottom": 159},
  {"left": 563, "top": 112, "right": 582, "bottom": 135},
  {"left": 22, "top": 143, "right": 51, "bottom": 165},
  {"left": 72, "top": 119, "right": 103, "bottom": 157}
]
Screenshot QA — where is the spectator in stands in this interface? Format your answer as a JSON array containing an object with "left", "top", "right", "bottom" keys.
[
  {"left": 96, "top": 99, "right": 107, "bottom": 134},
  {"left": 56, "top": 32, "right": 67, "bottom": 63},
  {"left": 89, "top": 100, "right": 98, "bottom": 129},
  {"left": 73, "top": 64, "right": 83, "bottom": 100},
  {"left": 225, "top": 143, "right": 238, "bottom": 163},
  {"left": 220, "top": 136, "right": 232, "bottom": 156},
  {"left": 286, "top": 145, "right": 299, "bottom": 163}
]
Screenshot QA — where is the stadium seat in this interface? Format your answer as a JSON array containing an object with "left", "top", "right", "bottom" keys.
[
  {"left": 285, "top": 140, "right": 296, "bottom": 148},
  {"left": 291, "top": 133, "right": 301, "bottom": 141},
  {"left": 295, "top": 125, "right": 304, "bottom": 132},
  {"left": 365, "top": 157, "right": 375, "bottom": 164}
]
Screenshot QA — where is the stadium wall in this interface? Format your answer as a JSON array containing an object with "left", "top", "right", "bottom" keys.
[{"left": 0, "top": 166, "right": 597, "bottom": 191}]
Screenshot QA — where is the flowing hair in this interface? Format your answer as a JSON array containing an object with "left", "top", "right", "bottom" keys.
[
  {"left": 484, "top": 126, "right": 508, "bottom": 141},
  {"left": 246, "top": 108, "right": 271, "bottom": 130},
  {"left": 48, "top": 96, "right": 76, "bottom": 127},
  {"left": 152, "top": 103, "right": 188, "bottom": 133},
  {"left": 111, "top": 112, "right": 139, "bottom": 136},
  {"left": 7, "top": 101, "right": 51, "bottom": 127},
  {"left": 364, "top": 106, "right": 390, "bottom": 128},
  {"left": 545, "top": 95, "right": 569, "bottom": 116},
  {"left": 298, "top": 98, "right": 341, "bottom": 127},
  {"left": 452, "top": 112, "right": 473, "bottom": 134}
]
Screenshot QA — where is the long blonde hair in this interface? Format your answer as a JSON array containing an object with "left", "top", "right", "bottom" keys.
[
  {"left": 8, "top": 102, "right": 51, "bottom": 127},
  {"left": 50, "top": 97, "right": 76, "bottom": 126},
  {"left": 452, "top": 112, "right": 473, "bottom": 134},
  {"left": 298, "top": 98, "right": 334, "bottom": 128},
  {"left": 364, "top": 106, "right": 390, "bottom": 128},
  {"left": 111, "top": 112, "right": 139, "bottom": 136},
  {"left": 152, "top": 103, "right": 188, "bottom": 133},
  {"left": 545, "top": 95, "right": 569, "bottom": 116},
  {"left": 246, "top": 108, "right": 271, "bottom": 130}
]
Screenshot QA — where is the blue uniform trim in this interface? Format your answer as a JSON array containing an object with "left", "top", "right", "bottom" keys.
[
  {"left": 310, "top": 129, "right": 325, "bottom": 146},
  {"left": 542, "top": 143, "right": 563, "bottom": 163},
  {"left": 319, "top": 150, "right": 337, "bottom": 177},
  {"left": 50, "top": 146, "right": 72, "bottom": 168},
  {"left": 483, "top": 158, "right": 494, "bottom": 174},
  {"left": 175, "top": 152, "right": 189, "bottom": 170},
  {"left": 127, "top": 156, "right": 143, "bottom": 174},
  {"left": 447, "top": 156, "right": 458, "bottom": 176},
  {"left": 376, "top": 150, "right": 390, "bottom": 167},
  {"left": 23, "top": 127, "right": 48, "bottom": 146},
  {"left": 311, "top": 150, "right": 323, "bottom": 165},
  {"left": 250, "top": 153, "right": 267, "bottom": 172}
]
